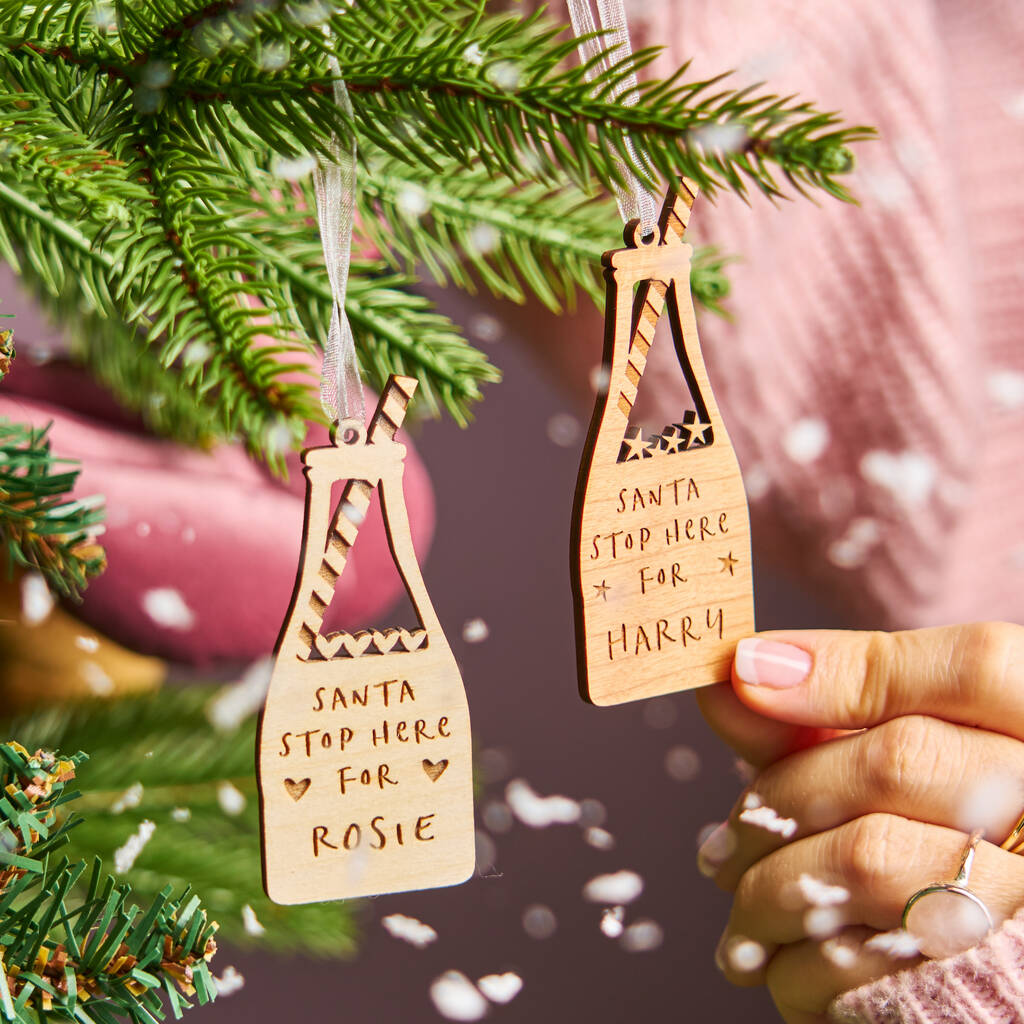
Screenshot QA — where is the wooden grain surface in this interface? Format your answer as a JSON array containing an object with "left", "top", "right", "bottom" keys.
[
  {"left": 572, "top": 181, "right": 755, "bottom": 705},
  {"left": 257, "top": 376, "right": 474, "bottom": 904}
]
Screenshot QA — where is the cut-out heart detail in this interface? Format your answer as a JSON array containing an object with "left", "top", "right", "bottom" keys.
[
  {"left": 313, "top": 633, "right": 344, "bottom": 659},
  {"left": 372, "top": 628, "right": 400, "bottom": 654},
  {"left": 284, "top": 778, "right": 311, "bottom": 801},
  {"left": 422, "top": 759, "right": 449, "bottom": 782},
  {"left": 340, "top": 630, "right": 374, "bottom": 657},
  {"left": 398, "top": 628, "right": 427, "bottom": 652}
]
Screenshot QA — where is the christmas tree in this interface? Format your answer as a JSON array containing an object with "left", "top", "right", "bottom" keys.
[{"left": 0, "top": 1, "right": 871, "bottom": 1019}]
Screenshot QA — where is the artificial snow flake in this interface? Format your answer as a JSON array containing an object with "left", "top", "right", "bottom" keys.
[
  {"left": 589, "top": 364, "right": 611, "bottom": 394},
  {"left": 743, "top": 463, "right": 771, "bottom": 501},
  {"left": 987, "top": 369, "right": 1024, "bottom": 411},
  {"left": 217, "top": 781, "right": 246, "bottom": 816},
  {"left": 664, "top": 746, "right": 701, "bottom": 782},
  {"left": 382, "top": 913, "right": 438, "bottom": 949},
  {"left": 578, "top": 798, "right": 606, "bottom": 827},
  {"left": 141, "top": 587, "right": 196, "bottom": 630},
  {"left": 783, "top": 418, "right": 829, "bottom": 463},
  {"left": 259, "top": 40, "right": 291, "bottom": 70},
  {"left": 583, "top": 870, "right": 643, "bottom": 905},
  {"left": 621, "top": 920, "right": 664, "bottom": 953},
  {"left": 600, "top": 906, "right": 625, "bottom": 938},
  {"left": 110, "top": 782, "right": 144, "bottom": 814},
  {"left": 546, "top": 413, "right": 581, "bottom": 448},
  {"left": 738, "top": 804, "right": 797, "bottom": 838},
  {"left": 181, "top": 526, "right": 197, "bottom": 544},
  {"left": 482, "top": 801, "right": 513, "bottom": 834},
  {"left": 505, "top": 779, "right": 580, "bottom": 828},
  {"left": 171, "top": 807, "right": 191, "bottom": 823},
  {"left": 865, "top": 929, "right": 921, "bottom": 958},
  {"left": 396, "top": 184, "right": 429, "bottom": 218},
  {"left": 213, "top": 966, "right": 246, "bottom": 996},
  {"left": 828, "top": 517, "right": 882, "bottom": 569},
  {"left": 80, "top": 661, "right": 114, "bottom": 696},
  {"left": 20, "top": 573, "right": 53, "bottom": 626},
  {"left": 468, "top": 223, "right": 500, "bottom": 254},
  {"left": 822, "top": 938, "right": 858, "bottom": 969},
  {"left": 462, "top": 43, "right": 484, "bottom": 66},
  {"left": 206, "top": 657, "right": 274, "bottom": 732},
  {"left": 475, "top": 831, "right": 497, "bottom": 875},
  {"left": 860, "top": 450, "right": 936, "bottom": 506},
  {"left": 642, "top": 696, "right": 678, "bottom": 729},
  {"left": 487, "top": 60, "right": 521, "bottom": 91},
  {"left": 114, "top": 820, "right": 156, "bottom": 873},
  {"left": 477, "top": 973, "right": 522, "bottom": 1004},
  {"left": 522, "top": 904, "right": 557, "bottom": 940},
  {"left": 797, "top": 873, "right": 850, "bottom": 907},
  {"left": 271, "top": 153, "right": 317, "bottom": 181},
  {"left": 469, "top": 314, "right": 502, "bottom": 344},
  {"left": 136, "top": 521, "right": 151, "bottom": 538},
  {"left": 741, "top": 791, "right": 763, "bottom": 811},
  {"left": 430, "top": 972, "right": 488, "bottom": 1021},
  {"left": 691, "top": 121, "right": 748, "bottom": 154},
  {"left": 75, "top": 635, "right": 100, "bottom": 652},
  {"left": 804, "top": 906, "right": 844, "bottom": 939},
  {"left": 462, "top": 618, "right": 490, "bottom": 644},
  {"left": 241, "top": 904, "right": 266, "bottom": 937},
  {"left": 725, "top": 937, "right": 765, "bottom": 972},
  {"left": 584, "top": 827, "right": 615, "bottom": 851},
  {"left": 288, "top": 0, "right": 331, "bottom": 26}
]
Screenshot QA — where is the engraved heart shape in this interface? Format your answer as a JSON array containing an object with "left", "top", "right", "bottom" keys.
[
  {"left": 339, "top": 630, "right": 374, "bottom": 657},
  {"left": 399, "top": 628, "right": 427, "bottom": 652},
  {"left": 372, "top": 628, "right": 400, "bottom": 654},
  {"left": 313, "top": 633, "right": 344, "bottom": 659},
  {"left": 422, "top": 758, "right": 449, "bottom": 783},
  {"left": 284, "top": 778, "right": 311, "bottom": 801}
]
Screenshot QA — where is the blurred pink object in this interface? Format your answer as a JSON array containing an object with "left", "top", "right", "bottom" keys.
[
  {"left": 0, "top": 277, "right": 435, "bottom": 663},
  {"left": 553, "top": 0, "right": 1024, "bottom": 627}
]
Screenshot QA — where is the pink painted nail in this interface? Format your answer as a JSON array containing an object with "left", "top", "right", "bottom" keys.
[
  {"left": 734, "top": 638, "right": 812, "bottom": 688},
  {"left": 697, "top": 822, "right": 736, "bottom": 876}
]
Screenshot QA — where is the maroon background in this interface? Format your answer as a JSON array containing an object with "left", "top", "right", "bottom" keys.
[{"left": 205, "top": 305, "right": 849, "bottom": 1024}]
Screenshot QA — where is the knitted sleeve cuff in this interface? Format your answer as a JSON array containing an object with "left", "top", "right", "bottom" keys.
[{"left": 830, "top": 909, "right": 1024, "bottom": 1024}]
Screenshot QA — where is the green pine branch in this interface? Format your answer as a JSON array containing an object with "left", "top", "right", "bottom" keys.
[
  {"left": 0, "top": 0, "right": 872, "bottom": 460},
  {"left": 0, "top": 742, "right": 218, "bottom": 1023},
  {"left": 0, "top": 419, "right": 106, "bottom": 597},
  {"left": 3, "top": 686, "right": 360, "bottom": 959}
]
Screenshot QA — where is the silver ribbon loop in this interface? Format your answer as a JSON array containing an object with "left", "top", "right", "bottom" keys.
[
  {"left": 313, "top": 53, "right": 365, "bottom": 425},
  {"left": 566, "top": 0, "right": 658, "bottom": 234}
]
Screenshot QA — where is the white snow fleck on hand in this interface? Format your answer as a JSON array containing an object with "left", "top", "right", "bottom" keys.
[
  {"left": 865, "top": 930, "right": 921, "bottom": 958},
  {"left": 382, "top": 913, "right": 438, "bottom": 949},
  {"left": 738, "top": 804, "right": 797, "bottom": 838},
  {"left": 797, "top": 873, "right": 850, "bottom": 907}
]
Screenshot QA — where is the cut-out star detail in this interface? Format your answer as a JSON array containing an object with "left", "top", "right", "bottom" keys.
[
  {"left": 593, "top": 580, "right": 611, "bottom": 600},
  {"left": 620, "top": 427, "right": 652, "bottom": 461},
  {"left": 682, "top": 411, "right": 712, "bottom": 448},
  {"left": 719, "top": 551, "right": 739, "bottom": 576},
  {"left": 660, "top": 425, "right": 685, "bottom": 454}
]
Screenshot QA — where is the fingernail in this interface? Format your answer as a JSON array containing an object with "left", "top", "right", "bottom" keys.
[
  {"left": 735, "top": 638, "right": 812, "bottom": 689},
  {"left": 697, "top": 822, "right": 735, "bottom": 876}
]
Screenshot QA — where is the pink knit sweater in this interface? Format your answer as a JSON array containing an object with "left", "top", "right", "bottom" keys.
[{"left": 830, "top": 910, "right": 1024, "bottom": 1023}]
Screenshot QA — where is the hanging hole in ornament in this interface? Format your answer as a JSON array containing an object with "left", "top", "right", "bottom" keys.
[
  {"left": 624, "top": 219, "right": 660, "bottom": 249},
  {"left": 336, "top": 420, "right": 364, "bottom": 446}
]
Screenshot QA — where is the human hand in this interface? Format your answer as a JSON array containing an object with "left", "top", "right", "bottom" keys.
[{"left": 695, "top": 624, "right": 1024, "bottom": 1023}]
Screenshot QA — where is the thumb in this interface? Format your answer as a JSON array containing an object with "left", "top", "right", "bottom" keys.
[{"left": 731, "top": 624, "right": 1024, "bottom": 737}]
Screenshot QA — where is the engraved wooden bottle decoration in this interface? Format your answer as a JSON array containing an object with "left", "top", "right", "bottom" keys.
[
  {"left": 258, "top": 375, "right": 474, "bottom": 904},
  {"left": 572, "top": 180, "right": 755, "bottom": 705}
]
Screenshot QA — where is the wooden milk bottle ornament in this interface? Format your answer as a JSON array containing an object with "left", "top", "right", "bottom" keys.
[
  {"left": 257, "top": 375, "right": 474, "bottom": 904},
  {"left": 572, "top": 180, "right": 755, "bottom": 705}
]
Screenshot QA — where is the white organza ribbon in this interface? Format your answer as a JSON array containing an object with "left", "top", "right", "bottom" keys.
[
  {"left": 566, "top": 0, "right": 658, "bottom": 233},
  {"left": 313, "top": 53, "right": 365, "bottom": 425}
]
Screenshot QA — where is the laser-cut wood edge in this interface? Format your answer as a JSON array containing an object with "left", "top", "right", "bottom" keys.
[
  {"left": 570, "top": 178, "right": 755, "bottom": 705},
  {"left": 256, "top": 374, "right": 475, "bottom": 904}
]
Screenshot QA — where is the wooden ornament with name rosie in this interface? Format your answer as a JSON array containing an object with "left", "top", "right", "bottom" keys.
[
  {"left": 572, "top": 179, "right": 755, "bottom": 706},
  {"left": 257, "top": 375, "right": 474, "bottom": 904}
]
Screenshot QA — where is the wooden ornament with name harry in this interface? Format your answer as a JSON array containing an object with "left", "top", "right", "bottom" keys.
[
  {"left": 257, "top": 375, "right": 474, "bottom": 904},
  {"left": 572, "top": 179, "right": 755, "bottom": 705}
]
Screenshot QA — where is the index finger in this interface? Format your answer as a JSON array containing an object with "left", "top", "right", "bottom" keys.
[{"left": 731, "top": 623, "right": 1024, "bottom": 740}]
